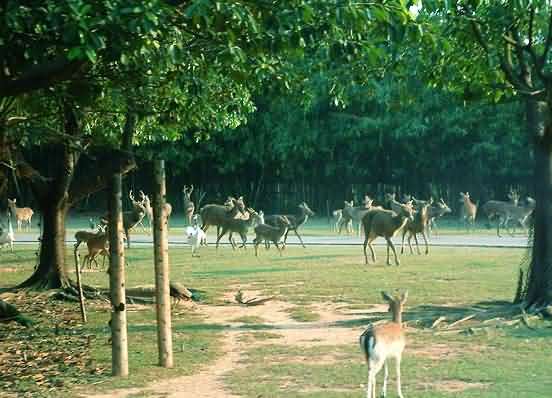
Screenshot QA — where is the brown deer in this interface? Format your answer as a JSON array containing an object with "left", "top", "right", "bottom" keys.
[
  {"left": 74, "top": 224, "right": 106, "bottom": 250},
  {"left": 427, "top": 198, "right": 452, "bottom": 236},
  {"left": 459, "top": 192, "right": 477, "bottom": 232},
  {"left": 264, "top": 202, "right": 315, "bottom": 248},
  {"left": 401, "top": 201, "right": 431, "bottom": 255},
  {"left": 362, "top": 204, "right": 414, "bottom": 266},
  {"left": 182, "top": 185, "right": 195, "bottom": 226},
  {"left": 215, "top": 208, "right": 264, "bottom": 249},
  {"left": 384, "top": 193, "right": 413, "bottom": 214},
  {"left": 200, "top": 196, "right": 245, "bottom": 238},
  {"left": 101, "top": 190, "right": 146, "bottom": 248},
  {"left": 360, "top": 291, "right": 408, "bottom": 398},
  {"left": 253, "top": 216, "right": 291, "bottom": 256},
  {"left": 481, "top": 189, "right": 521, "bottom": 237},
  {"left": 82, "top": 229, "right": 109, "bottom": 269},
  {"left": 7, "top": 199, "right": 34, "bottom": 231}
]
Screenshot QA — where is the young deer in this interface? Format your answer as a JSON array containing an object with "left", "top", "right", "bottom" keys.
[
  {"left": 362, "top": 204, "right": 414, "bottom": 266},
  {"left": 360, "top": 291, "right": 408, "bottom": 398},
  {"left": 7, "top": 199, "right": 34, "bottom": 231},
  {"left": 332, "top": 209, "right": 344, "bottom": 233},
  {"left": 74, "top": 224, "right": 106, "bottom": 250},
  {"left": 459, "top": 192, "right": 477, "bottom": 232},
  {"left": 264, "top": 202, "right": 315, "bottom": 248},
  {"left": 401, "top": 201, "right": 431, "bottom": 255},
  {"left": 342, "top": 196, "right": 374, "bottom": 236},
  {"left": 183, "top": 185, "right": 195, "bottom": 226},
  {"left": 427, "top": 198, "right": 451, "bottom": 236},
  {"left": 83, "top": 229, "right": 109, "bottom": 269},
  {"left": 253, "top": 216, "right": 291, "bottom": 256},
  {"left": 481, "top": 189, "right": 523, "bottom": 237},
  {"left": 215, "top": 208, "right": 263, "bottom": 249}
]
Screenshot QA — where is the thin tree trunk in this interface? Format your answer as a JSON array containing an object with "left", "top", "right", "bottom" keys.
[
  {"left": 153, "top": 159, "right": 173, "bottom": 368},
  {"left": 524, "top": 99, "right": 552, "bottom": 306},
  {"left": 108, "top": 173, "right": 129, "bottom": 377}
]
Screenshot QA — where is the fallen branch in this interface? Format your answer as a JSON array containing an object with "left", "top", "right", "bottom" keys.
[
  {"left": 431, "top": 316, "right": 446, "bottom": 329},
  {"left": 446, "top": 314, "right": 477, "bottom": 329},
  {"left": 234, "top": 290, "right": 275, "bottom": 306}
]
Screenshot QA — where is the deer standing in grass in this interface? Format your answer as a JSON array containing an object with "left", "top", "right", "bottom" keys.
[
  {"left": 459, "top": 192, "right": 477, "bottom": 232},
  {"left": 341, "top": 196, "right": 374, "bottom": 236},
  {"left": 481, "top": 189, "right": 526, "bottom": 237},
  {"left": 362, "top": 204, "right": 414, "bottom": 266},
  {"left": 360, "top": 291, "right": 408, "bottom": 398},
  {"left": 401, "top": 201, "right": 431, "bottom": 255},
  {"left": 331, "top": 209, "right": 344, "bottom": 233},
  {"left": 200, "top": 196, "right": 245, "bottom": 239},
  {"left": 265, "top": 202, "right": 314, "bottom": 248},
  {"left": 253, "top": 215, "right": 291, "bottom": 256},
  {"left": 83, "top": 229, "right": 109, "bottom": 269},
  {"left": 427, "top": 198, "right": 451, "bottom": 236},
  {"left": 7, "top": 199, "right": 33, "bottom": 231},
  {"left": 183, "top": 185, "right": 195, "bottom": 226},
  {"left": 102, "top": 190, "right": 146, "bottom": 248},
  {"left": 215, "top": 208, "right": 264, "bottom": 249}
]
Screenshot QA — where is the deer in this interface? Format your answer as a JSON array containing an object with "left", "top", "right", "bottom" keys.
[
  {"left": 200, "top": 196, "right": 245, "bottom": 239},
  {"left": 338, "top": 201, "right": 354, "bottom": 235},
  {"left": 340, "top": 197, "right": 376, "bottom": 236},
  {"left": 82, "top": 229, "right": 109, "bottom": 269},
  {"left": 0, "top": 214, "right": 15, "bottom": 252},
  {"left": 7, "top": 199, "right": 33, "bottom": 231},
  {"left": 360, "top": 291, "right": 408, "bottom": 398},
  {"left": 459, "top": 192, "right": 477, "bottom": 232},
  {"left": 332, "top": 209, "right": 344, "bottom": 233},
  {"left": 138, "top": 190, "right": 153, "bottom": 232},
  {"left": 500, "top": 196, "right": 536, "bottom": 236},
  {"left": 362, "top": 203, "right": 414, "bottom": 266},
  {"left": 384, "top": 193, "right": 413, "bottom": 214},
  {"left": 264, "top": 201, "right": 315, "bottom": 248},
  {"left": 182, "top": 185, "right": 195, "bottom": 226},
  {"left": 101, "top": 190, "right": 146, "bottom": 248},
  {"left": 427, "top": 198, "right": 452, "bottom": 236},
  {"left": 215, "top": 208, "right": 264, "bottom": 249},
  {"left": 253, "top": 216, "right": 291, "bottom": 256},
  {"left": 74, "top": 223, "right": 106, "bottom": 250},
  {"left": 401, "top": 201, "right": 431, "bottom": 255},
  {"left": 481, "top": 189, "right": 522, "bottom": 237}
]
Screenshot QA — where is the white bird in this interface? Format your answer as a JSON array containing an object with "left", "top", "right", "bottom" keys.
[{"left": 186, "top": 225, "right": 206, "bottom": 257}]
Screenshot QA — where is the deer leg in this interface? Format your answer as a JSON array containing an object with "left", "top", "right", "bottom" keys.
[
  {"left": 421, "top": 230, "right": 429, "bottom": 255},
  {"left": 215, "top": 228, "right": 226, "bottom": 250},
  {"left": 382, "top": 360, "right": 389, "bottom": 397},
  {"left": 413, "top": 233, "right": 420, "bottom": 255},
  {"left": 400, "top": 229, "right": 407, "bottom": 254},
  {"left": 396, "top": 356, "right": 404, "bottom": 398},
  {"left": 386, "top": 238, "right": 400, "bottom": 266},
  {"left": 363, "top": 234, "right": 370, "bottom": 264},
  {"left": 496, "top": 217, "right": 502, "bottom": 238},
  {"left": 227, "top": 233, "right": 236, "bottom": 250},
  {"left": 293, "top": 229, "right": 306, "bottom": 248},
  {"left": 254, "top": 239, "right": 260, "bottom": 257}
]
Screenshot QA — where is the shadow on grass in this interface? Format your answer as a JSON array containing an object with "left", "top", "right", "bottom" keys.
[{"left": 191, "top": 267, "right": 293, "bottom": 278}]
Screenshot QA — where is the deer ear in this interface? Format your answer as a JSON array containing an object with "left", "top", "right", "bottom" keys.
[{"left": 381, "top": 291, "right": 394, "bottom": 302}]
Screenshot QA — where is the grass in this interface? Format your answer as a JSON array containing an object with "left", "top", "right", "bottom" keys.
[{"left": 1, "top": 233, "right": 550, "bottom": 397}]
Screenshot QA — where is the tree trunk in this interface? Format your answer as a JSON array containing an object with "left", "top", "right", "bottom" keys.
[
  {"left": 108, "top": 173, "right": 129, "bottom": 377},
  {"left": 523, "top": 99, "right": 552, "bottom": 306},
  {"left": 153, "top": 159, "right": 173, "bottom": 368},
  {"left": 18, "top": 199, "right": 70, "bottom": 289}
]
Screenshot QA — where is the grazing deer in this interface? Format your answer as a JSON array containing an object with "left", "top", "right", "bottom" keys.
[
  {"left": 459, "top": 192, "right": 477, "bottom": 232},
  {"left": 215, "top": 208, "right": 264, "bottom": 249},
  {"left": 183, "top": 185, "right": 195, "bottom": 226},
  {"left": 427, "top": 198, "right": 452, "bottom": 236},
  {"left": 401, "top": 201, "right": 431, "bottom": 255},
  {"left": 341, "top": 196, "right": 375, "bottom": 236},
  {"left": 253, "top": 216, "right": 291, "bottom": 256},
  {"left": 7, "top": 199, "right": 33, "bottom": 231},
  {"left": 362, "top": 204, "right": 414, "bottom": 266},
  {"left": 200, "top": 196, "right": 245, "bottom": 239},
  {"left": 0, "top": 214, "right": 15, "bottom": 252},
  {"left": 83, "top": 229, "right": 109, "bottom": 269},
  {"left": 481, "top": 189, "right": 523, "bottom": 237},
  {"left": 360, "top": 291, "right": 408, "bottom": 398},
  {"left": 265, "top": 202, "right": 315, "bottom": 248}
]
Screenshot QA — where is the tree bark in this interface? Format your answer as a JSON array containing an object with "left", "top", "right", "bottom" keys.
[
  {"left": 108, "top": 173, "right": 129, "bottom": 377},
  {"left": 153, "top": 159, "right": 173, "bottom": 368},
  {"left": 523, "top": 99, "right": 552, "bottom": 306}
]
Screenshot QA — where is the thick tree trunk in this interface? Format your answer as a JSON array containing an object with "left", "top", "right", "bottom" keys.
[
  {"left": 153, "top": 159, "right": 173, "bottom": 368},
  {"left": 108, "top": 173, "right": 129, "bottom": 377},
  {"left": 18, "top": 200, "right": 70, "bottom": 289},
  {"left": 523, "top": 99, "right": 552, "bottom": 306}
]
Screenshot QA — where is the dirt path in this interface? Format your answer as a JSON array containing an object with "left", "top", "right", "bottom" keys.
[{"left": 84, "top": 291, "right": 374, "bottom": 398}]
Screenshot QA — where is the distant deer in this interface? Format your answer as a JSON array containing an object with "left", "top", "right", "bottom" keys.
[
  {"left": 182, "top": 185, "right": 195, "bottom": 226},
  {"left": 7, "top": 199, "right": 33, "bottom": 231},
  {"left": 265, "top": 202, "right": 315, "bottom": 248},
  {"left": 401, "top": 201, "right": 431, "bottom": 255},
  {"left": 215, "top": 208, "right": 264, "bottom": 249},
  {"left": 253, "top": 216, "right": 291, "bottom": 256},
  {"left": 385, "top": 193, "right": 413, "bottom": 214},
  {"left": 481, "top": 189, "right": 522, "bottom": 237},
  {"left": 138, "top": 190, "right": 153, "bottom": 232},
  {"left": 341, "top": 196, "right": 374, "bottom": 236},
  {"left": 331, "top": 209, "right": 344, "bottom": 233},
  {"left": 360, "top": 291, "right": 408, "bottom": 398},
  {"left": 501, "top": 196, "right": 536, "bottom": 236},
  {"left": 459, "top": 192, "right": 477, "bottom": 232},
  {"left": 362, "top": 204, "right": 414, "bottom": 266},
  {"left": 200, "top": 196, "right": 245, "bottom": 239},
  {"left": 82, "top": 229, "right": 109, "bottom": 269},
  {"left": 74, "top": 223, "right": 106, "bottom": 250},
  {"left": 427, "top": 198, "right": 452, "bottom": 236},
  {"left": 100, "top": 190, "right": 145, "bottom": 248}
]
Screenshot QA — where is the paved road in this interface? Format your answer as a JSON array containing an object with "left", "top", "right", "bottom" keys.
[{"left": 11, "top": 230, "right": 530, "bottom": 248}]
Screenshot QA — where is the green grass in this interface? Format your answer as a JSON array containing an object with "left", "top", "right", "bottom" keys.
[{"left": 1, "top": 239, "right": 550, "bottom": 397}]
